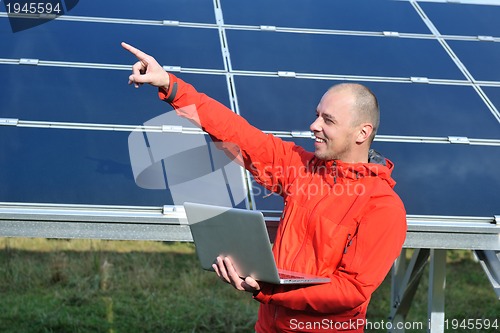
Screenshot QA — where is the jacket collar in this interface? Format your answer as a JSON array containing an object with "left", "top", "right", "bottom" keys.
[{"left": 311, "top": 149, "right": 396, "bottom": 188}]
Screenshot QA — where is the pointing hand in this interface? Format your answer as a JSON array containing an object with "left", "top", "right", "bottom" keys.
[{"left": 121, "top": 42, "right": 170, "bottom": 90}]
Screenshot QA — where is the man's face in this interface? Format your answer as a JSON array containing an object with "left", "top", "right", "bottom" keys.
[{"left": 310, "top": 89, "right": 358, "bottom": 161}]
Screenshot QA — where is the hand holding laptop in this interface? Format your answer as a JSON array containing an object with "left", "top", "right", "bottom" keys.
[
  {"left": 184, "top": 202, "right": 330, "bottom": 285},
  {"left": 213, "top": 256, "right": 261, "bottom": 293}
]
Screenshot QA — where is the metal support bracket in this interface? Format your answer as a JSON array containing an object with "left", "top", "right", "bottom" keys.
[
  {"left": 448, "top": 136, "right": 470, "bottom": 144},
  {"left": 0, "top": 118, "right": 19, "bottom": 126},
  {"left": 389, "top": 248, "right": 431, "bottom": 332},
  {"left": 260, "top": 25, "right": 277, "bottom": 31},
  {"left": 478, "top": 35, "right": 494, "bottom": 42},
  {"left": 383, "top": 31, "right": 400, "bottom": 37},
  {"left": 162, "top": 20, "right": 180, "bottom": 26},
  {"left": 410, "top": 77, "right": 430, "bottom": 84},
  {"left": 291, "top": 131, "right": 313, "bottom": 138},
  {"left": 161, "top": 125, "right": 183, "bottom": 133},
  {"left": 475, "top": 250, "right": 500, "bottom": 299},
  {"left": 428, "top": 249, "right": 446, "bottom": 333},
  {"left": 19, "top": 58, "right": 39, "bottom": 65},
  {"left": 278, "top": 71, "right": 296, "bottom": 78},
  {"left": 162, "top": 65, "right": 181, "bottom": 72}
]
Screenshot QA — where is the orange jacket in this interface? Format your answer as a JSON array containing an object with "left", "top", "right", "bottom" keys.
[{"left": 159, "top": 74, "right": 407, "bottom": 333}]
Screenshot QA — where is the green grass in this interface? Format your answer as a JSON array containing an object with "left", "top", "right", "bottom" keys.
[{"left": 0, "top": 238, "right": 499, "bottom": 332}]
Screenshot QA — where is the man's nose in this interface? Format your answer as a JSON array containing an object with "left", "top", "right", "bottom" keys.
[{"left": 310, "top": 118, "right": 322, "bottom": 132}]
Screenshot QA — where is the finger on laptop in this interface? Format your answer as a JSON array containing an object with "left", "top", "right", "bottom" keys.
[
  {"left": 223, "top": 257, "right": 248, "bottom": 291},
  {"left": 215, "top": 256, "right": 231, "bottom": 283},
  {"left": 243, "top": 276, "right": 260, "bottom": 291}
]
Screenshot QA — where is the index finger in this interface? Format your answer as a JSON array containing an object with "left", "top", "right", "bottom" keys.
[{"left": 121, "top": 42, "right": 149, "bottom": 61}]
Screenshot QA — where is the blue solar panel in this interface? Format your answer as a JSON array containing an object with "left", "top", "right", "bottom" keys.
[
  {"left": 227, "top": 31, "right": 464, "bottom": 79},
  {"left": 235, "top": 76, "right": 500, "bottom": 139},
  {"left": 66, "top": 0, "right": 216, "bottom": 23},
  {"left": 0, "top": 20, "right": 224, "bottom": 69},
  {"left": 371, "top": 142, "right": 500, "bottom": 216},
  {"left": 222, "top": 0, "right": 430, "bottom": 34},
  {"left": 373, "top": 82, "right": 500, "bottom": 139},
  {"left": 0, "top": 127, "right": 173, "bottom": 205},
  {"left": 421, "top": 2, "right": 500, "bottom": 37},
  {"left": 447, "top": 40, "right": 500, "bottom": 82},
  {"left": 483, "top": 87, "right": 500, "bottom": 112},
  {"left": 235, "top": 76, "right": 330, "bottom": 132},
  {"left": 0, "top": 0, "right": 499, "bottom": 217},
  {"left": 0, "top": 66, "right": 230, "bottom": 123}
]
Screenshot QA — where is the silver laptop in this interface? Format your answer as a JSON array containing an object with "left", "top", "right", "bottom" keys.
[{"left": 184, "top": 202, "right": 330, "bottom": 285}]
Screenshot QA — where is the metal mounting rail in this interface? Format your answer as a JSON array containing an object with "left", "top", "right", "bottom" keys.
[
  {"left": 0, "top": 203, "right": 498, "bottom": 251},
  {"left": 0, "top": 202, "right": 191, "bottom": 242}
]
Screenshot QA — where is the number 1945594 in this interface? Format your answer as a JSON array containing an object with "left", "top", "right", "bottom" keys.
[{"left": 5, "top": 2, "right": 62, "bottom": 14}]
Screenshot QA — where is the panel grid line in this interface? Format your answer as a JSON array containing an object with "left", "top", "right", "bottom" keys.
[
  {"left": 1, "top": 118, "right": 499, "bottom": 146},
  {"left": 2, "top": 58, "right": 497, "bottom": 87},
  {"left": 213, "top": 0, "right": 254, "bottom": 210}
]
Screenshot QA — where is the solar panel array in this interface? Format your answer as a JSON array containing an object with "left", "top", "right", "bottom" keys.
[{"left": 0, "top": 0, "right": 499, "bottom": 217}]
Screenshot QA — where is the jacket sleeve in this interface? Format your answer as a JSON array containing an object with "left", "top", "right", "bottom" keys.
[
  {"left": 254, "top": 203, "right": 407, "bottom": 314},
  {"left": 158, "top": 73, "right": 310, "bottom": 194}
]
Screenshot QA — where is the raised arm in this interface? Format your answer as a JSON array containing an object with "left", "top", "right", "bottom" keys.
[{"left": 122, "top": 42, "right": 313, "bottom": 195}]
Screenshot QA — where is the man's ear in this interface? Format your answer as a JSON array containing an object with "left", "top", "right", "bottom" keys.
[{"left": 356, "top": 123, "right": 373, "bottom": 144}]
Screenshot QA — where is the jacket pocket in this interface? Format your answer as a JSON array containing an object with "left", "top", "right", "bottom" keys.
[{"left": 310, "top": 221, "right": 357, "bottom": 276}]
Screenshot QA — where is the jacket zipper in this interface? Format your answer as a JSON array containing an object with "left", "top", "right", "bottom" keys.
[
  {"left": 333, "top": 160, "right": 337, "bottom": 185},
  {"left": 343, "top": 234, "right": 353, "bottom": 254},
  {"left": 276, "top": 201, "right": 289, "bottom": 256}
]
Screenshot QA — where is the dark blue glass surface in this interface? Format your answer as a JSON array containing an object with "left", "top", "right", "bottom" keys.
[
  {"left": 0, "top": 66, "right": 230, "bottom": 123},
  {"left": 448, "top": 40, "right": 500, "bottom": 82},
  {"left": 0, "top": 127, "right": 174, "bottom": 205},
  {"left": 227, "top": 31, "right": 464, "bottom": 80},
  {"left": 60, "top": 0, "right": 216, "bottom": 23},
  {"left": 482, "top": 87, "right": 500, "bottom": 114},
  {"left": 221, "top": 0, "right": 429, "bottom": 34},
  {"left": 0, "top": 126, "right": 246, "bottom": 206},
  {"left": 235, "top": 76, "right": 500, "bottom": 139},
  {"left": 420, "top": 2, "right": 500, "bottom": 37},
  {"left": 371, "top": 142, "right": 500, "bottom": 216},
  {"left": 373, "top": 81, "right": 500, "bottom": 139},
  {"left": 235, "top": 76, "right": 329, "bottom": 132},
  {"left": 0, "top": 18, "right": 223, "bottom": 69}
]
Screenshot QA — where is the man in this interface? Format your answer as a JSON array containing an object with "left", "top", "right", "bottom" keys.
[{"left": 122, "top": 42, "right": 407, "bottom": 333}]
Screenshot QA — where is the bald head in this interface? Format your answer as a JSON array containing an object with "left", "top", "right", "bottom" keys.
[{"left": 328, "top": 83, "right": 380, "bottom": 144}]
